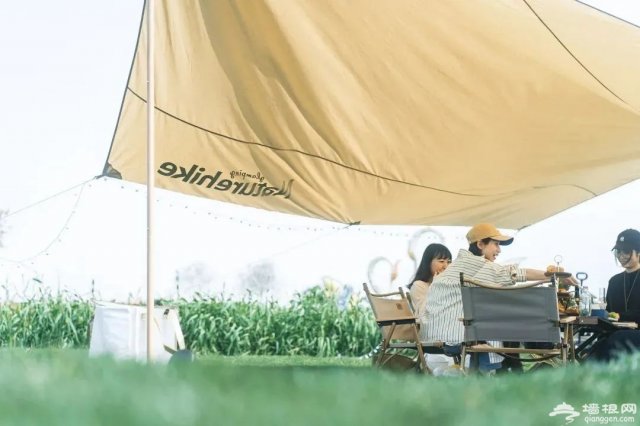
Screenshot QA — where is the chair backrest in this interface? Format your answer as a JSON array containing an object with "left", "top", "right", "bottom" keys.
[
  {"left": 461, "top": 286, "right": 561, "bottom": 343},
  {"left": 363, "top": 283, "right": 417, "bottom": 341}
]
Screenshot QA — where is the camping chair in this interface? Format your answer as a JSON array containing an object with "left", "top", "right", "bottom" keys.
[
  {"left": 363, "top": 283, "right": 447, "bottom": 374},
  {"left": 458, "top": 273, "right": 570, "bottom": 373}
]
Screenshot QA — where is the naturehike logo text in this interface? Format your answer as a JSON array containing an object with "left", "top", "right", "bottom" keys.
[{"left": 157, "top": 162, "right": 293, "bottom": 199}]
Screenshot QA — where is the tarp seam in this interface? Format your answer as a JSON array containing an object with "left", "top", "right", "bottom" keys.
[
  {"left": 522, "top": 0, "right": 629, "bottom": 107},
  {"left": 126, "top": 87, "right": 596, "bottom": 198}
]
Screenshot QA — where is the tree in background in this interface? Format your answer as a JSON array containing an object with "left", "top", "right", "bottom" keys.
[
  {"left": 175, "top": 261, "right": 217, "bottom": 299},
  {"left": 240, "top": 261, "right": 275, "bottom": 297}
]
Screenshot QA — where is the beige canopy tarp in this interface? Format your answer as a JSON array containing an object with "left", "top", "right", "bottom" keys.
[{"left": 104, "top": 0, "right": 640, "bottom": 229}]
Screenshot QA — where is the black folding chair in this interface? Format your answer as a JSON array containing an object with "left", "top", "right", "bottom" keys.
[{"left": 459, "top": 274, "right": 568, "bottom": 372}]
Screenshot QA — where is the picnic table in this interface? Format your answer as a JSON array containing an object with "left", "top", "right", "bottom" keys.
[{"left": 562, "top": 316, "right": 637, "bottom": 361}]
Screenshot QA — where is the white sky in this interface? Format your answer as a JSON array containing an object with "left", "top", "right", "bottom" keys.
[{"left": 0, "top": 0, "right": 639, "bottom": 302}]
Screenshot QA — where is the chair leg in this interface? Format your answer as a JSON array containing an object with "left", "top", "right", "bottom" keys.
[
  {"left": 563, "top": 324, "right": 573, "bottom": 365},
  {"left": 376, "top": 323, "right": 397, "bottom": 367},
  {"left": 411, "top": 326, "right": 430, "bottom": 374},
  {"left": 377, "top": 338, "right": 389, "bottom": 367},
  {"left": 460, "top": 345, "right": 467, "bottom": 373},
  {"left": 569, "top": 326, "right": 576, "bottom": 362}
]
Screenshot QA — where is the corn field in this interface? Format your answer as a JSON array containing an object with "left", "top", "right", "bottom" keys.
[
  {"left": 0, "top": 293, "right": 93, "bottom": 348},
  {"left": 0, "top": 286, "right": 380, "bottom": 356}
]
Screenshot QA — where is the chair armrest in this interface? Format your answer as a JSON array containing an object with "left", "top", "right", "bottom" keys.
[{"left": 463, "top": 277, "right": 551, "bottom": 289}]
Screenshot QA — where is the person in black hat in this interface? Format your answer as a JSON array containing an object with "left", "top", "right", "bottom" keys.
[
  {"left": 588, "top": 229, "right": 640, "bottom": 362},
  {"left": 606, "top": 228, "right": 640, "bottom": 323}
]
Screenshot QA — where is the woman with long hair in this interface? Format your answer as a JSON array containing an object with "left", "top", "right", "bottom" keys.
[
  {"left": 408, "top": 243, "right": 452, "bottom": 319},
  {"left": 408, "top": 243, "right": 452, "bottom": 373}
]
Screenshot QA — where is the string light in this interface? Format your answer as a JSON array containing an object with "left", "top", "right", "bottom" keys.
[
  {"left": 1, "top": 175, "right": 463, "bottom": 274},
  {"left": 1, "top": 182, "right": 88, "bottom": 268},
  {"left": 90, "top": 176, "right": 424, "bottom": 237}
]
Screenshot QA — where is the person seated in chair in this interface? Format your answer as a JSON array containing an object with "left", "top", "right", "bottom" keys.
[
  {"left": 407, "top": 243, "right": 453, "bottom": 371},
  {"left": 589, "top": 229, "right": 640, "bottom": 362},
  {"left": 423, "top": 223, "right": 566, "bottom": 373},
  {"left": 407, "top": 243, "right": 452, "bottom": 320},
  {"left": 607, "top": 229, "right": 640, "bottom": 324}
]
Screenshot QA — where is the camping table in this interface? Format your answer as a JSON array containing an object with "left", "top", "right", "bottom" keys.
[{"left": 564, "top": 316, "right": 638, "bottom": 361}]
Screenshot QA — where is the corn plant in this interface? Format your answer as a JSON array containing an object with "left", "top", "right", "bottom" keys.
[
  {"left": 176, "top": 286, "right": 379, "bottom": 356},
  {"left": 0, "top": 285, "right": 380, "bottom": 356},
  {"left": 0, "top": 290, "right": 92, "bottom": 348}
]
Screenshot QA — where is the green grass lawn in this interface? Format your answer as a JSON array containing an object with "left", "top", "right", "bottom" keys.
[{"left": 0, "top": 349, "right": 637, "bottom": 426}]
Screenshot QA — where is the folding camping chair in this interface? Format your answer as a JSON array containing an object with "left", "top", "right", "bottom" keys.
[
  {"left": 363, "top": 283, "right": 447, "bottom": 374},
  {"left": 458, "top": 274, "right": 570, "bottom": 373}
]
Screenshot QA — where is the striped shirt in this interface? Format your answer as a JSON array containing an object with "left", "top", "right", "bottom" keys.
[{"left": 423, "top": 249, "right": 527, "bottom": 344}]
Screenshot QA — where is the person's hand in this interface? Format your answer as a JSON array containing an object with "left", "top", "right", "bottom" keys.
[
  {"left": 560, "top": 275, "right": 579, "bottom": 287},
  {"left": 546, "top": 265, "right": 565, "bottom": 273}
]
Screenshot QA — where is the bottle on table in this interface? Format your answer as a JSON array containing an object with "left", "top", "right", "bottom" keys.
[{"left": 579, "top": 285, "right": 591, "bottom": 316}]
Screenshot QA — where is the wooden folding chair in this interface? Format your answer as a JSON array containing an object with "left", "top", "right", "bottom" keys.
[
  {"left": 458, "top": 274, "right": 570, "bottom": 372},
  {"left": 363, "top": 283, "right": 445, "bottom": 374}
]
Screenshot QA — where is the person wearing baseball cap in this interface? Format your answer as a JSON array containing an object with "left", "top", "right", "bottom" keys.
[
  {"left": 607, "top": 229, "right": 640, "bottom": 323},
  {"left": 612, "top": 228, "right": 640, "bottom": 255},
  {"left": 423, "top": 222, "right": 562, "bottom": 373},
  {"left": 588, "top": 229, "right": 640, "bottom": 362},
  {"left": 465, "top": 223, "right": 514, "bottom": 262},
  {"left": 466, "top": 223, "right": 514, "bottom": 245}
]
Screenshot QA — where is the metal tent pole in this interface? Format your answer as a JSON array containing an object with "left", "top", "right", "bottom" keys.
[{"left": 146, "top": 0, "right": 156, "bottom": 363}]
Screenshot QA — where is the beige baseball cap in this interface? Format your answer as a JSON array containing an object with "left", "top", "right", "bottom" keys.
[{"left": 466, "top": 223, "right": 514, "bottom": 245}]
